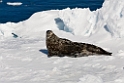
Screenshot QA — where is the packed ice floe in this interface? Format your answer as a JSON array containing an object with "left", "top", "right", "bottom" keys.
[{"left": 0, "top": 0, "right": 124, "bottom": 83}]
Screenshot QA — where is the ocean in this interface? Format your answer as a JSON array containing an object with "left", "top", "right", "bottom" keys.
[{"left": 0, "top": 0, "right": 104, "bottom": 23}]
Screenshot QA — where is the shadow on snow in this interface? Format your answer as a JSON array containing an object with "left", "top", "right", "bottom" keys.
[{"left": 39, "top": 49, "right": 48, "bottom": 55}]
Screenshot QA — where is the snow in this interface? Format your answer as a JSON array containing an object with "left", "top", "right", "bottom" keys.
[
  {"left": 0, "top": 0, "right": 124, "bottom": 83},
  {"left": 7, "top": 2, "right": 22, "bottom": 6}
]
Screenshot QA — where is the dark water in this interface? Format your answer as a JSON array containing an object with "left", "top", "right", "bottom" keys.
[{"left": 0, "top": 0, "right": 104, "bottom": 23}]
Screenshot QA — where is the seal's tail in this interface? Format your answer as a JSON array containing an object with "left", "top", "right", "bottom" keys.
[
  {"left": 100, "top": 48, "right": 112, "bottom": 56},
  {"left": 104, "top": 51, "right": 112, "bottom": 56}
]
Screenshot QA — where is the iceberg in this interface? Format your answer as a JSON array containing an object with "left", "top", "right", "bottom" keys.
[{"left": 7, "top": 2, "right": 22, "bottom": 6}]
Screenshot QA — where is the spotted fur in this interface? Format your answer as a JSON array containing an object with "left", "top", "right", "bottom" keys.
[{"left": 46, "top": 30, "right": 112, "bottom": 57}]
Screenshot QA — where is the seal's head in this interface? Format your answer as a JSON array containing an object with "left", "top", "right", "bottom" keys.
[
  {"left": 46, "top": 30, "right": 54, "bottom": 39},
  {"left": 46, "top": 30, "right": 58, "bottom": 39},
  {"left": 46, "top": 30, "right": 53, "bottom": 36}
]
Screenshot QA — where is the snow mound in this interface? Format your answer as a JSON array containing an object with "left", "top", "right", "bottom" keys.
[
  {"left": 58, "top": 0, "right": 124, "bottom": 37},
  {"left": 96, "top": 0, "right": 124, "bottom": 38}
]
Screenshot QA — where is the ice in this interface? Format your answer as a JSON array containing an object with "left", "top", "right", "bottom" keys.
[
  {"left": 1, "top": 0, "right": 124, "bottom": 39},
  {"left": 7, "top": 2, "right": 22, "bottom": 6},
  {"left": 0, "top": 0, "right": 124, "bottom": 83}
]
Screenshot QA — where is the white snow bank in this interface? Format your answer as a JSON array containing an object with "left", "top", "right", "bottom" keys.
[
  {"left": 0, "top": 0, "right": 124, "bottom": 39},
  {"left": 58, "top": 0, "right": 124, "bottom": 37},
  {"left": 95, "top": 0, "right": 124, "bottom": 38},
  {"left": 7, "top": 2, "right": 22, "bottom": 6}
]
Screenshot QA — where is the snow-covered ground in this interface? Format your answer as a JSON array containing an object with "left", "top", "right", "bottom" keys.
[
  {"left": 0, "top": 0, "right": 124, "bottom": 83},
  {"left": 7, "top": 2, "right": 22, "bottom": 6}
]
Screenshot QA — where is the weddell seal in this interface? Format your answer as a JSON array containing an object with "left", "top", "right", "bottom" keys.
[{"left": 46, "top": 30, "right": 112, "bottom": 57}]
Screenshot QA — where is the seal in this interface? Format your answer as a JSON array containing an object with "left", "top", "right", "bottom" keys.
[{"left": 46, "top": 30, "right": 112, "bottom": 57}]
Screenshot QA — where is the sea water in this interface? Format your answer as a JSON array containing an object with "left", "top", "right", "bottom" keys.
[{"left": 0, "top": 0, "right": 104, "bottom": 23}]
